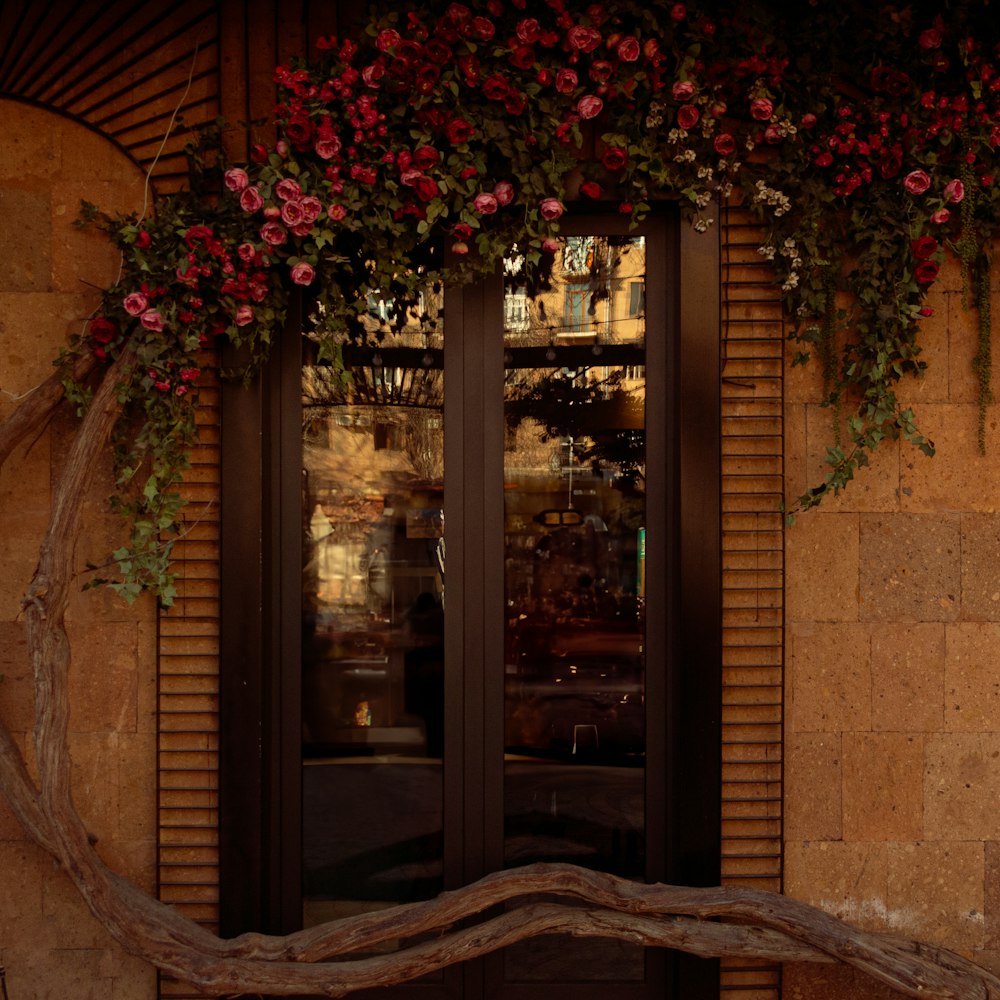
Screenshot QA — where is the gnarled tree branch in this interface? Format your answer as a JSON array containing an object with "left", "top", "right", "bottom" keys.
[{"left": 3, "top": 352, "right": 1000, "bottom": 999}]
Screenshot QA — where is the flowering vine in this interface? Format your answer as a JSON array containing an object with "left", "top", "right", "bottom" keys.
[{"left": 67, "top": 0, "right": 1000, "bottom": 600}]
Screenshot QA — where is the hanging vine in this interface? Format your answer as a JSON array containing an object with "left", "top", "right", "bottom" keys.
[{"left": 53, "top": 0, "right": 1000, "bottom": 597}]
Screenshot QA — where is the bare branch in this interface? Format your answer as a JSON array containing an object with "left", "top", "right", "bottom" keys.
[{"left": 0, "top": 353, "right": 97, "bottom": 472}]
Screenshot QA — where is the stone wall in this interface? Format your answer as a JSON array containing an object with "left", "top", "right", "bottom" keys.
[
  {"left": 783, "top": 259, "right": 1000, "bottom": 997},
  {"left": 0, "top": 99, "right": 157, "bottom": 999}
]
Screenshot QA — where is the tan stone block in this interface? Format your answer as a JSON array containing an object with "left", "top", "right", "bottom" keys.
[
  {"left": 783, "top": 962, "right": 910, "bottom": 1000},
  {"left": 0, "top": 186, "right": 52, "bottom": 290},
  {"left": 64, "top": 623, "right": 139, "bottom": 733},
  {"left": 948, "top": 289, "right": 987, "bottom": 404},
  {"left": 0, "top": 290, "right": 94, "bottom": 394},
  {"left": 925, "top": 734, "right": 1000, "bottom": 840},
  {"left": 842, "top": 733, "right": 923, "bottom": 842},
  {"left": 116, "top": 732, "right": 155, "bottom": 844},
  {"left": 799, "top": 404, "right": 901, "bottom": 513},
  {"left": 0, "top": 842, "right": 45, "bottom": 922},
  {"left": 985, "top": 843, "right": 1000, "bottom": 950},
  {"left": 68, "top": 732, "right": 120, "bottom": 844},
  {"left": 784, "top": 841, "right": 889, "bottom": 932},
  {"left": 785, "top": 513, "right": 860, "bottom": 623},
  {"left": 961, "top": 514, "right": 1000, "bottom": 620},
  {"left": 858, "top": 513, "right": 961, "bottom": 622},
  {"left": 871, "top": 623, "right": 945, "bottom": 732},
  {"left": 0, "top": 621, "right": 35, "bottom": 734},
  {"left": 788, "top": 623, "right": 871, "bottom": 732},
  {"left": 945, "top": 624, "right": 1000, "bottom": 731},
  {"left": 0, "top": 110, "right": 61, "bottom": 179},
  {"left": 900, "top": 403, "right": 1000, "bottom": 512},
  {"left": 784, "top": 733, "right": 842, "bottom": 840},
  {"left": 887, "top": 841, "right": 984, "bottom": 950},
  {"left": 784, "top": 402, "right": 809, "bottom": 510}
]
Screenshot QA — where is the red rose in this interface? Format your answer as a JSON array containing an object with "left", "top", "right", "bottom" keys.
[
  {"left": 89, "top": 316, "right": 118, "bottom": 344},
  {"left": 482, "top": 74, "right": 509, "bottom": 100},
  {"left": 516, "top": 17, "right": 540, "bottom": 43},
  {"left": 566, "top": 25, "right": 601, "bottom": 52},
  {"left": 589, "top": 60, "right": 614, "bottom": 85},
  {"left": 509, "top": 44, "right": 535, "bottom": 70},
  {"left": 376, "top": 28, "right": 401, "bottom": 52},
  {"left": 714, "top": 133, "right": 736, "bottom": 156},
  {"left": 555, "top": 68, "right": 578, "bottom": 93},
  {"left": 577, "top": 94, "right": 603, "bottom": 119},
  {"left": 617, "top": 36, "right": 640, "bottom": 61},
  {"left": 750, "top": 97, "right": 773, "bottom": 120},
  {"left": 413, "top": 145, "right": 441, "bottom": 169},
  {"left": 423, "top": 39, "right": 452, "bottom": 64},
  {"left": 445, "top": 117, "right": 475, "bottom": 143},
  {"left": 914, "top": 260, "right": 940, "bottom": 284},
  {"left": 911, "top": 235, "right": 938, "bottom": 260},
  {"left": 601, "top": 145, "right": 627, "bottom": 171},
  {"left": 412, "top": 175, "right": 441, "bottom": 202},
  {"left": 919, "top": 26, "right": 943, "bottom": 50},
  {"left": 580, "top": 180, "right": 603, "bottom": 199},
  {"left": 505, "top": 91, "right": 527, "bottom": 115},
  {"left": 676, "top": 104, "right": 700, "bottom": 129}
]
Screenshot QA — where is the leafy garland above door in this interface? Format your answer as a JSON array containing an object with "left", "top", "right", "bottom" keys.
[{"left": 66, "top": 0, "right": 1000, "bottom": 600}]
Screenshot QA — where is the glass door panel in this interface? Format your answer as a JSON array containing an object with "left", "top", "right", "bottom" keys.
[
  {"left": 501, "top": 236, "right": 648, "bottom": 981},
  {"left": 301, "top": 303, "right": 446, "bottom": 930}
]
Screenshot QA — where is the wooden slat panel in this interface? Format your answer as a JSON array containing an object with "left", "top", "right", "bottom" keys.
[{"left": 719, "top": 201, "right": 784, "bottom": 1000}]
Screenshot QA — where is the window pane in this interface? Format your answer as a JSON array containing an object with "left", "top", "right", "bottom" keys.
[
  {"left": 502, "top": 236, "right": 647, "bottom": 981},
  {"left": 301, "top": 301, "right": 445, "bottom": 931}
]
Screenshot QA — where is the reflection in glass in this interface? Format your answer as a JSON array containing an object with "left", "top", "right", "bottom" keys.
[
  {"left": 502, "top": 236, "right": 647, "bottom": 981},
  {"left": 301, "top": 293, "right": 445, "bottom": 931}
]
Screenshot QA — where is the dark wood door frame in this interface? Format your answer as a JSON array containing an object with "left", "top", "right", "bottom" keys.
[{"left": 218, "top": 207, "right": 721, "bottom": 998}]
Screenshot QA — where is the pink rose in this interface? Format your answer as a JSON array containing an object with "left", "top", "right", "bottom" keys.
[
  {"left": 672, "top": 80, "right": 695, "bottom": 101},
  {"left": 328, "top": 204, "right": 347, "bottom": 220},
  {"left": 676, "top": 104, "right": 700, "bottom": 129},
  {"left": 123, "top": 292, "right": 148, "bottom": 316},
  {"left": 473, "top": 192, "right": 498, "bottom": 214},
  {"left": 903, "top": 170, "right": 931, "bottom": 195},
  {"left": 290, "top": 262, "right": 316, "bottom": 285},
  {"left": 750, "top": 97, "right": 773, "bottom": 120},
  {"left": 240, "top": 187, "right": 264, "bottom": 213},
  {"left": 616, "top": 35, "right": 640, "bottom": 61},
  {"left": 224, "top": 168, "right": 250, "bottom": 192},
  {"left": 140, "top": 309, "right": 165, "bottom": 332},
  {"left": 315, "top": 137, "right": 342, "bottom": 160},
  {"left": 541, "top": 238, "right": 560, "bottom": 253},
  {"left": 494, "top": 180, "right": 515, "bottom": 206},
  {"left": 275, "top": 178, "right": 302, "bottom": 201},
  {"left": 930, "top": 208, "right": 950, "bottom": 224},
  {"left": 944, "top": 178, "right": 965, "bottom": 203},
  {"left": 539, "top": 197, "right": 564, "bottom": 221},
  {"left": 298, "top": 196, "right": 323, "bottom": 223},
  {"left": 281, "top": 200, "right": 306, "bottom": 226},
  {"left": 234, "top": 304, "right": 255, "bottom": 326},
  {"left": 452, "top": 241, "right": 469, "bottom": 255},
  {"left": 260, "top": 221, "right": 288, "bottom": 245},
  {"left": 577, "top": 94, "right": 603, "bottom": 119},
  {"left": 376, "top": 28, "right": 400, "bottom": 51}
]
